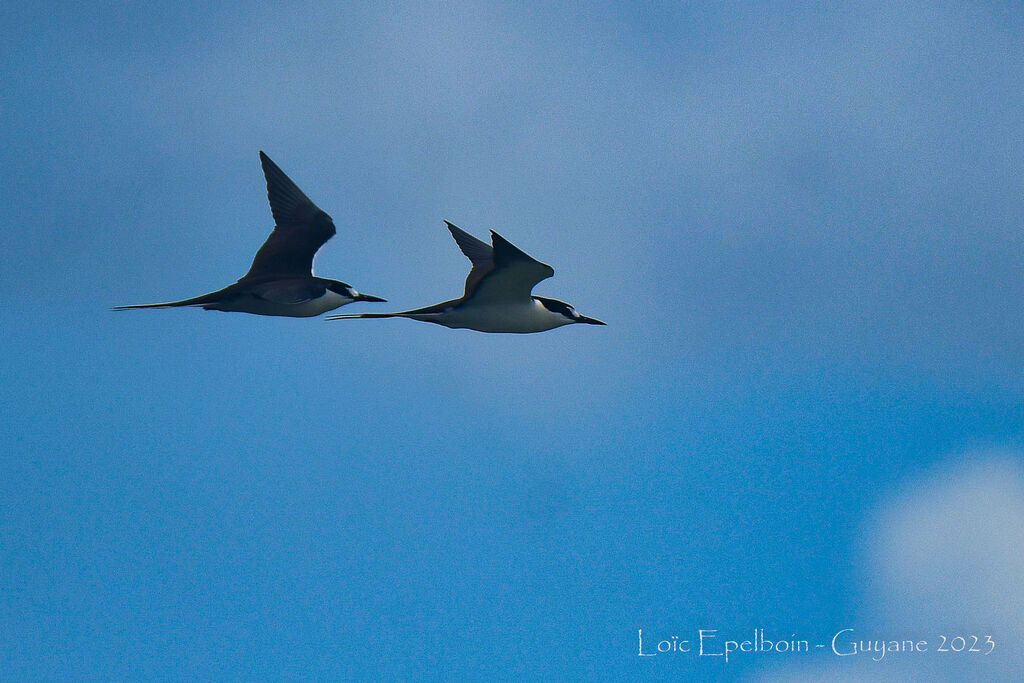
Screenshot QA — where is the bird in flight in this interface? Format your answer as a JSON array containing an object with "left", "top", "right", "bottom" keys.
[
  {"left": 326, "top": 221, "right": 604, "bottom": 333},
  {"left": 114, "top": 151, "right": 385, "bottom": 317}
]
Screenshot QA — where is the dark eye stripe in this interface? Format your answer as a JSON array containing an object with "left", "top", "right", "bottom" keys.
[
  {"left": 538, "top": 297, "right": 575, "bottom": 318},
  {"left": 327, "top": 282, "right": 354, "bottom": 297}
]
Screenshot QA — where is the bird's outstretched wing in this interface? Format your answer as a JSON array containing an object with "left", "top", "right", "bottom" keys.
[
  {"left": 445, "top": 220, "right": 495, "bottom": 298},
  {"left": 465, "top": 230, "right": 554, "bottom": 304},
  {"left": 243, "top": 151, "right": 336, "bottom": 280}
]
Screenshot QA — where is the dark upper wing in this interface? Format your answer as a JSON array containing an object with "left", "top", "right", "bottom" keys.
[
  {"left": 466, "top": 231, "right": 554, "bottom": 304},
  {"left": 248, "top": 278, "right": 327, "bottom": 305},
  {"left": 243, "top": 151, "right": 336, "bottom": 279},
  {"left": 444, "top": 221, "right": 494, "bottom": 298}
]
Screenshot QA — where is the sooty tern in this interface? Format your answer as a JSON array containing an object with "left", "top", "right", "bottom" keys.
[
  {"left": 113, "top": 151, "right": 385, "bottom": 317},
  {"left": 326, "top": 221, "right": 604, "bottom": 333}
]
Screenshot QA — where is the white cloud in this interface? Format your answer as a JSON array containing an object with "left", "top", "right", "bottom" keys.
[
  {"left": 758, "top": 449, "right": 1024, "bottom": 682},
  {"left": 869, "top": 454, "right": 1024, "bottom": 636}
]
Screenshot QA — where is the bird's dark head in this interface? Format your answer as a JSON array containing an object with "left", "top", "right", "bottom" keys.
[
  {"left": 326, "top": 281, "right": 386, "bottom": 303},
  {"left": 536, "top": 297, "right": 605, "bottom": 326}
]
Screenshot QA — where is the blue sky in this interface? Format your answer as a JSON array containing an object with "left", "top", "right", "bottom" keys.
[{"left": 2, "top": 2, "right": 1023, "bottom": 680}]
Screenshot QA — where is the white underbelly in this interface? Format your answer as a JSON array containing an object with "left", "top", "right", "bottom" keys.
[{"left": 415, "top": 301, "right": 570, "bottom": 333}]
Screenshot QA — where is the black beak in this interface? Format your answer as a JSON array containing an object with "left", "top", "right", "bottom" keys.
[
  {"left": 577, "top": 315, "right": 606, "bottom": 325},
  {"left": 356, "top": 293, "right": 387, "bottom": 303}
]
